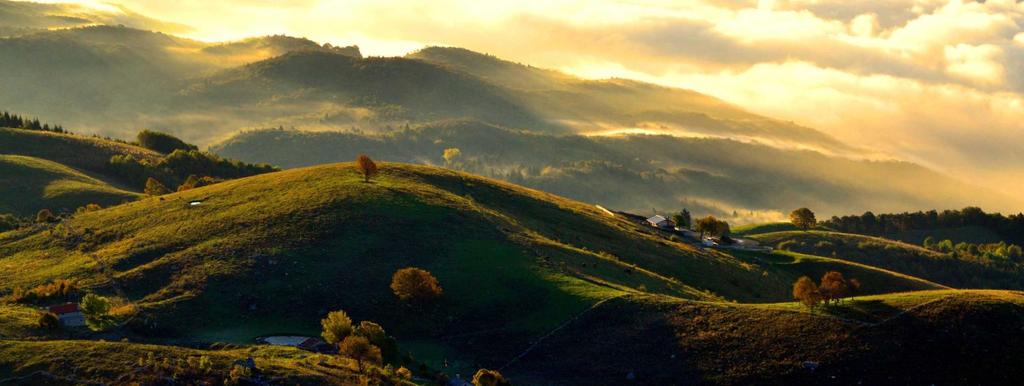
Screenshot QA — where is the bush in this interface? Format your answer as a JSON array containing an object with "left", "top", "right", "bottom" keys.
[
  {"left": 7, "top": 279, "right": 77, "bottom": 304},
  {"left": 75, "top": 203, "right": 102, "bottom": 214},
  {"left": 0, "top": 213, "right": 20, "bottom": 232},
  {"left": 339, "top": 336, "right": 382, "bottom": 373},
  {"left": 137, "top": 130, "right": 197, "bottom": 154},
  {"left": 390, "top": 267, "right": 443, "bottom": 304},
  {"left": 395, "top": 366, "right": 413, "bottom": 380},
  {"left": 36, "top": 209, "right": 56, "bottom": 223},
  {"left": 38, "top": 312, "right": 60, "bottom": 330},
  {"left": 144, "top": 177, "right": 170, "bottom": 196},
  {"left": 320, "top": 310, "right": 353, "bottom": 345},
  {"left": 354, "top": 321, "right": 398, "bottom": 363},
  {"left": 177, "top": 175, "right": 221, "bottom": 191},
  {"left": 472, "top": 368, "right": 512, "bottom": 386},
  {"left": 80, "top": 293, "right": 116, "bottom": 331}
]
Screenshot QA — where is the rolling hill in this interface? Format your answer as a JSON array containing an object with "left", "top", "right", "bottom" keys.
[
  {"left": 0, "top": 155, "right": 139, "bottom": 216},
  {"left": 210, "top": 121, "right": 1016, "bottom": 218},
  {"left": 751, "top": 230, "right": 1024, "bottom": 289},
  {"left": 5, "top": 161, "right": 1022, "bottom": 384}
]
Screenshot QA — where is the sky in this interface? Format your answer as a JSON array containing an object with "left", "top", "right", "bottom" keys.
[{"left": 26, "top": 0, "right": 1024, "bottom": 198}]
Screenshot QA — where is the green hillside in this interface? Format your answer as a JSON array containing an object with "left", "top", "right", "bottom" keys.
[
  {"left": 0, "top": 162, "right": 948, "bottom": 379},
  {"left": 0, "top": 155, "right": 139, "bottom": 216},
  {"left": 0, "top": 340, "right": 402, "bottom": 385},
  {"left": 0, "top": 127, "right": 159, "bottom": 178},
  {"left": 510, "top": 290, "right": 1024, "bottom": 385},
  {"left": 751, "top": 230, "right": 1024, "bottom": 289}
]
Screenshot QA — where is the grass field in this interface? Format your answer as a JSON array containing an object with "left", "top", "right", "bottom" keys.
[{"left": 0, "top": 155, "right": 140, "bottom": 216}]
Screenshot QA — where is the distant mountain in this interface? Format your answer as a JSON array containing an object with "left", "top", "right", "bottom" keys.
[
  {"left": 211, "top": 120, "right": 1015, "bottom": 218},
  {"left": 408, "top": 46, "right": 852, "bottom": 153}
]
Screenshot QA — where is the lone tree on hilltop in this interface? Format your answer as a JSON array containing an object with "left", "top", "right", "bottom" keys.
[
  {"left": 472, "top": 368, "right": 513, "bottom": 386},
  {"left": 793, "top": 276, "right": 822, "bottom": 310},
  {"left": 443, "top": 147, "right": 462, "bottom": 168},
  {"left": 144, "top": 177, "right": 170, "bottom": 196},
  {"left": 320, "top": 310, "right": 353, "bottom": 345},
  {"left": 790, "top": 208, "right": 817, "bottom": 231},
  {"left": 339, "top": 335, "right": 382, "bottom": 373},
  {"left": 391, "top": 267, "right": 443, "bottom": 304},
  {"left": 356, "top": 154, "right": 378, "bottom": 183}
]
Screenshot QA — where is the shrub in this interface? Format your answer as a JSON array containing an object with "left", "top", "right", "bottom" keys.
[
  {"left": 390, "top": 267, "right": 443, "bottom": 304},
  {"left": 137, "top": 130, "right": 197, "bottom": 154},
  {"left": 6, "top": 279, "right": 77, "bottom": 304},
  {"left": 38, "top": 312, "right": 60, "bottom": 330},
  {"left": 395, "top": 366, "right": 413, "bottom": 380},
  {"left": 339, "top": 336, "right": 382, "bottom": 373},
  {"left": 472, "top": 368, "right": 512, "bottom": 386},
  {"left": 144, "top": 177, "right": 170, "bottom": 196},
  {"left": 177, "top": 175, "right": 220, "bottom": 191},
  {"left": 36, "top": 209, "right": 56, "bottom": 223},
  {"left": 75, "top": 203, "right": 102, "bottom": 214},
  {"left": 355, "top": 321, "right": 398, "bottom": 363},
  {"left": 0, "top": 213, "right": 21, "bottom": 232},
  {"left": 320, "top": 310, "right": 353, "bottom": 345},
  {"left": 80, "top": 293, "right": 115, "bottom": 331}
]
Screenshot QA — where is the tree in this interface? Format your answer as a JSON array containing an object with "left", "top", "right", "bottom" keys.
[
  {"left": 177, "top": 175, "right": 218, "bottom": 191},
  {"left": 819, "top": 271, "right": 849, "bottom": 304},
  {"left": 391, "top": 267, "right": 443, "bottom": 304},
  {"left": 354, "top": 321, "right": 398, "bottom": 363},
  {"left": 694, "top": 216, "right": 729, "bottom": 239},
  {"left": 472, "top": 368, "right": 512, "bottom": 386},
  {"left": 144, "top": 177, "right": 170, "bottom": 196},
  {"left": 356, "top": 154, "right": 378, "bottom": 183},
  {"left": 320, "top": 310, "right": 353, "bottom": 345},
  {"left": 443, "top": 147, "right": 462, "bottom": 168},
  {"left": 38, "top": 312, "right": 60, "bottom": 330},
  {"left": 792, "top": 276, "right": 822, "bottom": 310},
  {"left": 339, "top": 336, "right": 382, "bottom": 373},
  {"left": 672, "top": 209, "right": 692, "bottom": 229},
  {"left": 35, "top": 209, "right": 56, "bottom": 223},
  {"left": 80, "top": 293, "right": 115, "bottom": 331},
  {"left": 137, "top": 130, "right": 197, "bottom": 154},
  {"left": 790, "top": 208, "right": 817, "bottom": 230},
  {"left": 847, "top": 278, "right": 862, "bottom": 299}
]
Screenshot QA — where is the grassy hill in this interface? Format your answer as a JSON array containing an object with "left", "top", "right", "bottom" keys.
[
  {"left": 0, "top": 162, "right": 955, "bottom": 381},
  {"left": 509, "top": 290, "right": 1024, "bottom": 385},
  {"left": 750, "top": 230, "right": 1024, "bottom": 289},
  {"left": 0, "top": 340, "right": 402, "bottom": 385},
  {"left": 0, "top": 127, "right": 159, "bottom": 179},
  {"left": 0, "top": 155, "right": 139, "bottom": 216},
  {"left": 2, "top": 162, "right": 1023, "bottom": 383},
  {"left": 210, "top": 121, "right": 1012, "bottom": 218}
]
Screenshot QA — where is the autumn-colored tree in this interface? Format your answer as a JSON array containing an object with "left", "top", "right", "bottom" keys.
[
  {"left": 443, "top": 147, "right": 462, "bottom": 168},
  {"left": 790, "top": 208, "right": 817, "bottom": 230},
  {"left": 792, "top": 276, "right": 822, "bottom": 310},
  {"left": 354, "top": 321, "right": 398, "bottom": 363},
  {"left": 472, "top": 368, "right": 513, "bottom": 386},
  {"left": 144, "top": 177, "right": 170, "bottom": 196},
  {"left": 694, "top": 216, "right": 730, "bottom": 239},
  {"left": 320, "top": 310, "right": 353, "bottom": 345},
  {"left": 390, "top": 267, "right": 443, "bottom": 304},
  {"left": 356, "top": 155, "right": 378, "bottom": 183},
  {"left": 339, "top": 335, "right": 382, "bottom": 373},
  {"left": 820, "top": 271, "right": 849, "bottom": 304},
  {"left": 35, "top": 209, "right": 56, "bottom": 223}
]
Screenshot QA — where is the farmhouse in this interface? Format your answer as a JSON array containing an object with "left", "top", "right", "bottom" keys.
[
  {"left": 646, "top": 215, "right": 672, "bottom": 229},
  {"left": 48, "top": 303, "right": 85, "bottom": 327}
]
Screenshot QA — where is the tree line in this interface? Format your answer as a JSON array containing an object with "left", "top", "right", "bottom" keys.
[
  {"left": 823, "top": 207, "right": 1024, "bottom": 245},
  {"left": 0, "top": 110, "right": 66, "bottom": 133}
]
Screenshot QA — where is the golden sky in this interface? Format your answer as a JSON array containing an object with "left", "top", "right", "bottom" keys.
[{"left": 27, "top": 0, "right": 1024, "bottom": 198}]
